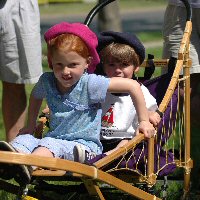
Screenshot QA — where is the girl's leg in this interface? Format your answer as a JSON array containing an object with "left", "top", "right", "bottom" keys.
[
  {"left": 0, "top": 139, "right": 34, "bottom": 185},
  {"left": 31, "top": 146, "right": 54, "bottom": 170},
  {"left": 10, "top": 134, "right": 39, "bottom": 154},
  {"left": 38, "top": 137, "right": 82, "bottom": 160},
  {"left": 32, "top": 146, "right": 54, "bottom": 158}
]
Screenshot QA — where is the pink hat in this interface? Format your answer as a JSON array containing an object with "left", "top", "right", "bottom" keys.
[{"left": 44, "top": 22, "right": 100, "bottom": 73}]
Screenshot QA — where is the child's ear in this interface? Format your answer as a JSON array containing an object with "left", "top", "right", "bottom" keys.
[
  {"left": 134, "top": 66, "right": 140, "bottom": 73},
  {"left": 86, "top": 56, "right": 92, "bottom": 67}
]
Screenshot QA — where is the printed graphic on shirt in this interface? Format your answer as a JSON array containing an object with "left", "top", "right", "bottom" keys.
[
  {"left": 101, "top": 99, "right": 136, "bottom": 139},
  {"left": 102, "top": 104, "right": 114, "bottom": 127}
]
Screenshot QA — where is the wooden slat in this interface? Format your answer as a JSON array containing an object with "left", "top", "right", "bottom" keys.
[
  {"left": 94, "top": 134, "right": 145, "bottom": 169},
  {"left": 0, "top": 151, "right": 161, "bottom": 200}
]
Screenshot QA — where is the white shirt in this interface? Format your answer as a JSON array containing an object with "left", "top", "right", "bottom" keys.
[{"left": 101, "top": 84, "right": 158, "bottom": 140}]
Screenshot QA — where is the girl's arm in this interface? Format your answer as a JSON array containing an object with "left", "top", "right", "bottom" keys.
[
  {"left": 19, "top": 92, "right": 43, "bottom": 135},
  {"left": 108, "top": 77, "right": 155, "bottom": 138}
]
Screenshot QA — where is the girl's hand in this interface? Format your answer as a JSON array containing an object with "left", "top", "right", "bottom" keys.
[
  {"left": 136, "top": 120, "right": 156, "bottom": 138},
  {"left": 18, "top": 126, "right": 35, "bottom": 135},
  {"left": 149, "top": 111, "right": 161, "bottom": 127}
]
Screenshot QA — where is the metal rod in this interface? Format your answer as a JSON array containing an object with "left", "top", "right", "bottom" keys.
[
  {"left": 84, "top": 0, "right": 116, "bottom": 26},
  {"left": 180, "top": 0, "right": 192, "bottom": 21}
]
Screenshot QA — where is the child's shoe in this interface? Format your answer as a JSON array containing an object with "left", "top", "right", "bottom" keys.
[
  {"left": 0, "top": 141, "right": 32, "bottom": 185},
  {"left": 73, "top": 144, "right": 96, "bottom": 163},
  {"left": 0, "top": 141, "right": 17, "bottom": 180}
]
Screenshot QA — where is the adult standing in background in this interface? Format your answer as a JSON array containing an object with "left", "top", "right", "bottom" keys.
[
  {"left": 162, "top": 0, "right": 200, "bottom": 126},
  {"left": 0, "top": 0, "right": 43, "bottom": 142},
  {"left": 162, "top": 0, "right": 200, "bottom": 192}
]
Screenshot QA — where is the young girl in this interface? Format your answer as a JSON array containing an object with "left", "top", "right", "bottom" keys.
[{"left": 0, "top": 23, "right": 156, "bottom": 185}]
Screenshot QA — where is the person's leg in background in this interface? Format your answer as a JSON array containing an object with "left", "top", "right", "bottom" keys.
[
  {"left": 2, "top": 82, "right": 27, "bottom": 142},
  {"left": 189, "top": 9, "right": 200, "bottom": 193},
  {"left": 189, "top": 8, "right": 200, "bottom": 128},
  {"left": 162, "top": 4, "right": 200, "bottom": 192},
  {"left": 0, "top": 0, "right": 42, "bottom": 141}
]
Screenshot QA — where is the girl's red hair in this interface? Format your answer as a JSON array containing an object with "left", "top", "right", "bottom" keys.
[{"left": 47, "top": 33, "right": 90, "bottom": 68}]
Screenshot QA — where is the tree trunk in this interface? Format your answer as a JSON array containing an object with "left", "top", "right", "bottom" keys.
[{"left": 97, "top": 0, "right": 122, "bottom": 32}]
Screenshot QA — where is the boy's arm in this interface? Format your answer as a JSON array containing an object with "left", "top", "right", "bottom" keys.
[
  {"left": 149, "top": 111, "right": 161, "bottom": 127},
  {"left": 108, "top": 77, "right": 155, "bottom": 138},
  {"left": 108, "top": 77, "right": 149, "bottom": 122}
]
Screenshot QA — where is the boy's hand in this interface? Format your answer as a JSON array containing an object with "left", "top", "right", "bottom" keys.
[
  {"left": 149, "top": 111, "right": 161, "bottom": 127},
  {"left": 136, "top": 120, "right": 156, "bottom": 138}
]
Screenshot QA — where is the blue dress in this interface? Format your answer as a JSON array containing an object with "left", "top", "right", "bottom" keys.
[{"left": 11, "top": 72, "right": 110, "bottom": 158}]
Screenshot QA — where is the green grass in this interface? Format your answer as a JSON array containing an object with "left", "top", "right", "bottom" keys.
[
  {"left": 39, "top": 0, "right": 166, "bottom": 16},
  {"left": 0, "top": 190, "right": 15, "bottom": 200},
  {"left": 138, "top": 32, "right": 163, "bottom": 43}
]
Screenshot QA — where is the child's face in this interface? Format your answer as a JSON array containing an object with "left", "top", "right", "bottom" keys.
[
  {"left": 51, "top": 49, "right": 89, "bottom": 93},
  {"left": 103, "top": 60, "right": 138, "bottom": 79}
]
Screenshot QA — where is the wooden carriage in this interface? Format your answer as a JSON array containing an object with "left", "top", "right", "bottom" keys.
[{"left": 0, "top": 0, "right": 193, "bottom": 199}]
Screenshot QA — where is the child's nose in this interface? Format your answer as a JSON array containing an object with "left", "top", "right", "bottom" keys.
[
  {"left": 114, "top": 65, "right": 122, "bottom": 72},
  {"left": 62, "top": 67, "right": 70, "bottom": 75}
]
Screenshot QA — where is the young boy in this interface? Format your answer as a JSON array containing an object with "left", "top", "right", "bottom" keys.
[{"left": 94, "top": 31, "right": 161, "bottom": 156}]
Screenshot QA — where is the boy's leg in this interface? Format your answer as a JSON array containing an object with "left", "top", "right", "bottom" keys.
[{"left": 105, "top": 139, "right": 129, "bottom": 155}]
